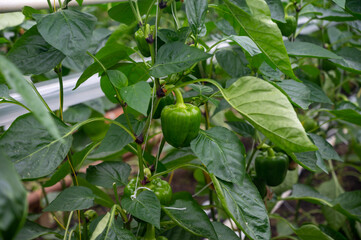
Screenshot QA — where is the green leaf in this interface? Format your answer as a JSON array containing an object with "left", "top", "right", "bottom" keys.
[
  {"left": 225, "top": 120, "right": 255, "bottom": 137},
  {"left": 223, "top": 0, "right": 298, "bottom": 80},
  {"left": 150, "top": 42, "right": 212, "bottom": 78},
  {"left": 284, "top": 41, "right": 342, "bottom": 59},
  {"left": 7, "top": 25, "right": 65, "bottom": 75},
  {"left": 63, "top": 104, "right": 92, "bottom": 123},
  {"left": 185, "top": 0, "right": 208, "bottom": 37},
  {"left": 162, "top": 193, "right": 218, "bottom": 240},
  {"left": 107, "top": 70, "right": 128, "bottom": 89},
  {"left": 190, "top": 127, "right": 246, "bottom": 184},
  {"left": 0, "top": 56, "right": 61, "bottom": 140},
  {"left": 0, "top": 114, "right": 72, "bottom": 179},
  {"left": 303, "top": 80, "right": 333, "bottom": 104},
  {"left": 286, "top": 184, "right": 333, "bottom": 206},
  {"left": 345, "top": 0, "right": 361, "bottom": 19},
  {"left": 332, "top": 191, "right": 361, "bottom": 222},
  {"left": 86, "top": 161, "right": 131, "bottom": 188},
  {"left": 158, "top": 28, "right": 191, "bottom": 44},
  {"left": 229, "top": 35, "right": 262, "bottom": 57},
  {"left": 295, "top": 224, "right": 334, "bottom": 240},
  {"left": 212, "top": 222, "right": 239, "bottom": 240},
  {"left": 294, "top": 150, "right": 326, "bottom": 172},
  {"left": 265, "top": 0, "right": 285, "bottom": 22},
  {"left": 330, "top": 47, "right": 361, "bottom": 74},
  {"left": 119, "top": 81, "right": 151, "bottom": 116},
  {"left": 121, "top": 191, "right": 161, "bottom": 229},
  {"left": 0, "top": 155, "right": 27, "bottom": 240},
  {"left": 108, "top": 0, "right": 155, "bottom": 24},
  {"left": 211, "top": 175, "right": 271, "bottom": 240},
  {"left": 14, "top": 220, "right": 58, "bottom": 240},
  {"left": 308, "top": 133, "right": 342, "bottom": 161},
  {"left": 215, "top": 48, "right": 247, "bottom": 78},
  {"left": 44, "top": 186, "right": 95, "bottom": 211},
  {"left": 329, "top": 101, "right": 361, "bottom": 126},
  {"left": 0, "top": 84, "right": 10, "bottom": 99},
  {"left": 90, "top": 114, "right": 144, "bottom": 159},
  {"left": 75, "top": 43, "right": 133, "bottom": 89},
  {"left": 36, "top": 10, "right": 96, "bottom": 56},
  {"left": 222, "top": 76, "right": 317, "bottom": 153},
  {"left": 78, "top": 175, "right": 114, "bottom": 208}
]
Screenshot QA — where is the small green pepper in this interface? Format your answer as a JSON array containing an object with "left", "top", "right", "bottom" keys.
[
  {"left": 124, "top": 178, "right": 172, "bottom": 205},
  {"left": 161, "top": 89, "right": 201, "bottom": 148},
  {"left": 276, "top": 15, "right": 297, "bottom": 37},
  {"left": 255, "top": 149, "right": 289, "bottom": 186}
]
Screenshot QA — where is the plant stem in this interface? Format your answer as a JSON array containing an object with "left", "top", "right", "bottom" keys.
[
  {"left": 173, "top": 88, "right": 185, "bottom": 107},
  {"left": 246, "top": 146, "right": 257, "bottom": 172},
  {"left": 55, "top": 64, "right": 64, "bottom": 120},
  {"left": 137, "top": 144, "right": 144, "bottom": 180},
  {"left": 113, "top": 182, "right": 121, "bottom": 206}
]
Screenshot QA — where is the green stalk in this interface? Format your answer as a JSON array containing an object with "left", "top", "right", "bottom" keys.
[
  {"left": 137, "top": 144, "right": 144, "bottom": 180},
  {"left": 55, "top": 64, "right": 64, "bottom": 120},
  {"left": 144, "top": 223, "right": 156, "bottom": 240},
  {"left": 173, "top": 88, "right": 186, "bottom": 107}
]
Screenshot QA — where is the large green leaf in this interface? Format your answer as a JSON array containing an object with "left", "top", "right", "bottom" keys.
[
  {"left": 7, "top": 25, "right": 65, "bottom": 75},
  {"left": 121, "top": 191, "right": 161, "bottom": 229},
  {"left": 229, "top": 35, "right": 262, "bottom": 57},
  {"left": 75, "top": 43, "right": 133, "bottom": 89},
  {"left": 295, "top": 224, "right": 334, "bottom": 240},
  {"left": 330, "top": 47, "right": 361, "bottom": 74},
  {"left": 190, "top": 127, "right": 246, "bottom": 184},
  {"left": 36, "top": 10, "right": 96, "bottom": 56},
  {"left": 185, "top": 0, "right": 208, "bottom": 37},
  {"left": 150, "top": 42, "right": 212, "bottom": 78},
  {"left": 90, "top": 114, "right": 144, "bottom": 159},
  {"left": 86, "top": 161, "right": 131, "bottom": 188},
  {"left": 0, "top": 155, "right": 27, "bottom": 240},
  {"left": 212, "top": 222, "right": 239, "bottom": 240},
  {"left": 284, "top": 41, "right": 342, "bottom": 59},
  {"left": 44, "top": 186, "right": 95, "bottom": 211},
  {"left": 211, "top": 175, "right": 270, "bottom": 240},
  {"left": 0, "top": 114, "right": 72, "bottom": 179},
  {"left": 162, "top": 193, "right": 218, "bottom": 240},
  {"left": 222, "top": 76, "right": 317, "bottom": 153},
  {"left": 223, "top": 0, "right": 298, "bottom": 80},
  {"left": 0, "top": 12, "right": 25, "bottom": 30},
  {"left": 119, "top": 81, "right": 151, "bottom": 116},
  {"left": 0, "top": 56, "right": 61, "bottom": 140}
]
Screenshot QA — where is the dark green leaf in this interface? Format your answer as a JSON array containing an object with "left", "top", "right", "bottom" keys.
[
  {"left": 211, "top": 175, "right": 271, "bottom": 240},
  {"left": 162, "top": 193, "right": 218, "bottom": 240},
  {"left": 190, "top": 127, "right": 246, "bottom": 184},
  {"left": 215, "top": 48, "right": 247, "bottom": 78},
  {"left": 158, "top": 28, "right": 191, "bottom": 44},
  {"left": 0, "top": 114, "right": 72, "bottom": 179},
  {"left": 212, "top": 222, "right": 239, "bottom": 240},
  {"left": 36, "top": 10, "right": 96, "bottom": 56},
  {"left": 150, "top": 42, "right": 212, "bottom": 78},
  {"left": 346, "top": 0, "right": 361, "bottom": 19},
  {"left": 44, "top": 186, "right": 95, "bottom": 211},
  {"left": 14, "top": 220, "right": 58, "bottom": 240},
  {"left": 107, "top": 70, "right": 128, "bottom": 89},
  {"left": 308, "top": 133, "right": 342, "bottom": 161},
  {"left": 226, "top": 120, "right": 255, "bottom": 137},
  {"left": 330, "top": 47, "right": 361, "bottom": 74},
  {"left": 164, "top": 226, "right": 201, "bottom": 240},
  {"left": 277, "top": 80, "right": 313, "bottom": 109},
  {"left": 119, "top": 81, "right": 151, "bottom": 116},
  {"left": 86, "top": 161, "right": 131, "bottom": 188},
  {"left": 229, "top": 36, "right": 262, "bottom": 57},
  {"left": 108, "top": 0, "right": 155, "bottom": 24},
  {"left": 332, "top": 191, "right": 361, "bottom": 222},
  {"left": 285, "top": 41, "right": 341, "bottom": 59},
  {"left": 223, "top": 0, "right": 298, "bottom": 80},
  {"left": 63, "top": 104, "right": 92, "bottom": 123},
  {"left": 294, "top": 151, "right": 326, "bottom": 172},
  {"left": 295, "top": 224, "right": 334, "bottom": 240},
  {"left": 222, "top": 76, "right": 317, "bottom": 153},
  {"left": 0, "top": 155, "right": 27, "bottom": 240},
  {"left": 90, "top": 114, "right": 144, "bottom": 159},
  {"left": 7, "top": 25, "right": 65, "bottom": 75},
  {"left": 303, "top": 80, "right": 333, "bottom": 104},
  {"left": 121, "top": 191, "right": 161, "bottom": 229},
  {"left": 0, "top": 56, "right": 61, "bottom": 140},
  {"left": 185, "top": 0, "right": 208, "bottom": 37},
  {"left": 329, "top": 101, "right": 361, "bottom": 126},
  {"left": 286, "top": 184, "right": 333, "bottom": 206},
  {"left": 265, "top": 0, "right": 285, "bottom": 22},
  {"left": 75, "top": 44, "right": 133, "bottom": 89}
]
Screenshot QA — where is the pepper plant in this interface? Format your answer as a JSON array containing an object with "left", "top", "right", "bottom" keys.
[{"left": 0, "top": 0, "right": 361, "bottom": 239}]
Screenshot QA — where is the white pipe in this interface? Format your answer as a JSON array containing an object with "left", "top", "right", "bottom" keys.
[{"left": 0, "top": 0, "right": 125, "bottom": 13}]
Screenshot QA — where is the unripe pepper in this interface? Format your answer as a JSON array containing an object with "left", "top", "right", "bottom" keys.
[
  {"left": 135, "top": 24, "right": 154, "bottom": 57},
  {"left": 255, "top": 148, "right": 289, "bottom": 186},
  {"left": 161, "top": 89, "right": 201, "bottom": 148},
  {"left": 276, "top": 15, "right": 297, "bottom": 37}
]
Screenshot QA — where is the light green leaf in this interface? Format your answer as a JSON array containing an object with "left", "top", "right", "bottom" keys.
[
  {"left": 190, "top": 127, "right": 246, "bottom": 184},
  {"left": 0, "top": 12, "right": 25, "bottom": 30},
  {"left": 223, "top": 0, "right": 298, "bottom": 80},
  {"left": 229, "top": 35, "right": 262, "bottom": 56},
  {"left": 0, "top": 56, "right": 61, "bottom": 140},
  {"left": 222, "top": 76, "right": 317, "bottom": 153},
  {"left": 185, "top": 0, "right": 208, "bottom": 37},
  {"left": 285, "top": 41, "right": 342, "bottom": 59},
  {"left": 36, "top": 10, "right": 96, "bottom": 56},
  {"left": 150, "top": 42, "right": 212, "bottom": 78}
]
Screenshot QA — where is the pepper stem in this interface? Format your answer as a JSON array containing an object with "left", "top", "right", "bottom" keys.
[
  {"left": 174, "top": 88, "right": 186, "bottom": 107},
  {"left": 267, "top": 147, "right": 275, "bottom": 157},
  {"left": 144, "top": 223, "right": 156, "bottom": 240}
]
